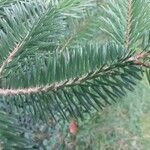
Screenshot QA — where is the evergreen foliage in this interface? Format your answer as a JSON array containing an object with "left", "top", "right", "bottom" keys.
[{"left": 0, "top": 0, "right": 150, "bottom": 148}]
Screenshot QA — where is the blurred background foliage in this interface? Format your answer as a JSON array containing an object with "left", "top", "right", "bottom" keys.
[
  {"left": 1, "top": 78, "right": 149, "bottom": 150},
  {"left": 21, "top": 78, "right": 150, "bottom": 150},
  {"left": 76, "top": 78, "right": 150, "bottom": 150},
  {"left": 42, "top": 78, "right": 150, "bottom": 150},
  {"left": 30, "top": 78, "right": 150, "bottom": 150}
]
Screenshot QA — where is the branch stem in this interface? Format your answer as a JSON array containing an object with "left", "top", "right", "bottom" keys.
[
  {"left": 125, "top": 0, "right": 132, "bottom": 49},
  {"left": 0, "top": 43, "right": 20, "bottom": 75},
  {"left": 0, "top": 64, "right": 125, "bottom": 96}
]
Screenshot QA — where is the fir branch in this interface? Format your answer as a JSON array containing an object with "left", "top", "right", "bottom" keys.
[
  {"left": 0, "top": 32, "right": 30, "bottom": 76},
  {"left": 0, "top": 62, "right": 126, "bottom": 96},
  {"left": 0, "top": 43, "right": 20, "bottom": 75},
  {"left": 0, "top": 4, "right": 50, "bottom": 76},
  {"left": 58, "top": 20, "right": 91, "bottom": 52},
  {"left": 0, "top": 51, "right": 149, "bottom": 96}
]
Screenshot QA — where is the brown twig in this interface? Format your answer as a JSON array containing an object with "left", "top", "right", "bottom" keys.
[{"left": 127, "top": 51, "right": 150, "bottom": 68}]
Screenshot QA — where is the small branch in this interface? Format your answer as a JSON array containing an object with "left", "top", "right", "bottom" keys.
[
  {"left": 0, "top": 5, "right": 49, "bottom": 76},
  {"left": 0, "top": 31, "right": 30, "bottom": 76},
  {"left": 0, "top": 43, "right": 21, "bottom": 75},
  {"left": 0, "top": 64, "right": 124, "bottom": 96},
  {"left": 59, "top": 35, "right": 74, "bottom": 53},
  {"left": 58, "top": 20, "right": 89, "bottom": 52},
  {"left": 127, "top": 51, "right": 150, "bottom": 68},
  {"left": 0, "top": 51, "right": 149, "bottom": 96},
  {"left": 125, "top": 0, "right": 132, "bottom": 49}
]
